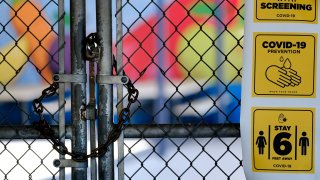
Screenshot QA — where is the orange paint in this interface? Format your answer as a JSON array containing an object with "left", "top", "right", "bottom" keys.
[{"left": 11, "top": 0, "right": 55, "bottom": 83}]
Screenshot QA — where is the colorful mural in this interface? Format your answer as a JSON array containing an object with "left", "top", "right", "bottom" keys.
[
  {"left": 120, "top": 0, "right": 243, "bottom": 82},
  {"left": 0, "top": 0, "right": 243, "bottom": 124},
  {"left": 119, "top": 0, "right": 244, "bottom": 123}
]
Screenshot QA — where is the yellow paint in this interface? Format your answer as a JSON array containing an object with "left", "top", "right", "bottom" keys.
[
  {"left": 177, "top": 23, "right": 244, "bottom": 84},
  {"left": 252, "top": 108, "right": 314, "bottom": 173},
  {"left": 223, "top": 27, "right": 243, "bottom": 83},
  {"left": 254, "top": 0, "right": 317, "bottom": 23},
  {"left": 0, "top": 38, "right": 28, "bottom": 85},
  {"left": 177, "top": 24, "right": 217, "bottom": 82},
  {"left": 252, "top": 33, "right": 317, "bottom": 97}
]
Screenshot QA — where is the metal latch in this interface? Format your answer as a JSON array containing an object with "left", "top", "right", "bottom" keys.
[
  {"left": 53, "top": 159, "right": 88, "bottom": 168},
  {"left": 96, "top": 75, "right": 129, "bottom": 85},
  {"left": 80, "top": 102, "right": 97, "bottom": 121},
  {"left": 53, "top": 74, "right": 87, "bottom": 83}
]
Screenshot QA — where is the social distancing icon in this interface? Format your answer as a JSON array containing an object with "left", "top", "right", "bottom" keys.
[
  {"left": 253, "top": 33, "right": 317, "bottom": 97},
  {"left": 252, "top": 108, "right": 314, "bottom": 173}
]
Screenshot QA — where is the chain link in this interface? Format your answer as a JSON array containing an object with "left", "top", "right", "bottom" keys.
[
  {"left": 32, "top": 33, "right": 139, "bottom": 162},
  {"left": 86, "top": 53, "right": 139, "bottom": 159}
]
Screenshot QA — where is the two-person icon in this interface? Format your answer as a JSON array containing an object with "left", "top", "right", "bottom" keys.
[{"left": 256, "top": 131, "right": 309, "bottom": 156}]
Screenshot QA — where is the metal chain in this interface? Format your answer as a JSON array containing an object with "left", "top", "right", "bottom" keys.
[
  {"left": 88, "top": 54, "right": 139, "bottom": 159},
  {"left": 32, "top": 33, "right": 139, "bottom": 162}
]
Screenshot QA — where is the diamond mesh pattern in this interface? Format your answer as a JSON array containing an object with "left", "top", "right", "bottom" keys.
[
  {"left": 118, "top": 0, "right": 244, "bottom": 179},
  {"left": 0, "top": 0, "right": 244, "bottom": 179},
  {"left": 0, "top": 0, "right": 63, "bottom": 179}
]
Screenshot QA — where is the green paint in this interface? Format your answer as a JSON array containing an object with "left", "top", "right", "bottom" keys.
[
  {"left": 64, "top": 13, "right": 70, "bottom": 26},
  {"left": 191, "top": 3, "right": 213, "bottom": 15},
  {"left": 53, "top": 12, "right": 70, "bottom": 26},
  {"left": 12, "top": 0, "right": 22, "bottom": 5}
]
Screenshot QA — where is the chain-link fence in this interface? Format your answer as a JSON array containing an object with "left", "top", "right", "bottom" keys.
[
  {"left": 0, "top": 0, "right": 66, "bottom": 179},
  {"left": 116, "top": 0, "right": 244, "bottom": 179},
  {"left": 0, "top": 0, "right": 244, "bottom": 179}
]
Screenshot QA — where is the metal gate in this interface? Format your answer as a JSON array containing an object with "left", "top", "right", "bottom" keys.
[{"left": 0, "top": 0, "right": 244, "bottom": 179}]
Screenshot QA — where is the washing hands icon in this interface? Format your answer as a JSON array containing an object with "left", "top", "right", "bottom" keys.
[{"left": 265, "top": 57, "right": 301, "bottom": 88}]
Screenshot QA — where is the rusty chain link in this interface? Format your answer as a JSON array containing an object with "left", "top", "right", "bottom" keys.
[{"left": 32, "top": 33, "right": 138, "bottom": 162}]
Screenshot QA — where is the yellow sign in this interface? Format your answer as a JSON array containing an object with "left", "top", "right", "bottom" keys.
[
  {"left": 253, "top": 33, "right": 317, "bottom": 97},
  {"left": 252, "top": 108, "right": 314, "bottom": 173},
  {"left": 254, "top": 0, "right": 317, "bottom": 23}
]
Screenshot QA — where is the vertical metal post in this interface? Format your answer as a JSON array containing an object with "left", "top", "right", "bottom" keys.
[
  {"left": 217, "top": 8, "right": 226, "bottom": 123},
  {"left": 154, "top": 0, "right": 169, "bottom": 156},
  {"left": 58, "top": 0, "right": 65, "bottom": 179},
  {"left": 89, "top": 62, "right": 97, "bottom": 180},
  {"left": 70, "top": 0, "right": 87, "bottom": 179},
  {"left": 116, "top": 0, "right": 124, "bottom": 179},
  {"left": 96, "top": 0, "right": 114, "bottom": 179}
]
